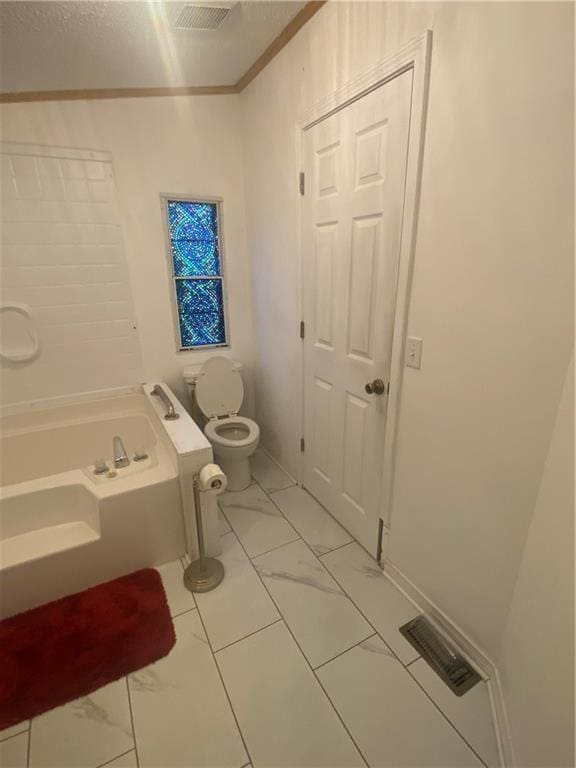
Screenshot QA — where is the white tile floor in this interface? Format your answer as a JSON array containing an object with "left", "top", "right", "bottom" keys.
[{"left": 0, "top": 449, "right": 500, "bottom": 768}]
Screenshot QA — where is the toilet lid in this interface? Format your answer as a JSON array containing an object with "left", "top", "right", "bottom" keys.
[{"left": 195, "top": 356, "right": 244, "bottom": 418}]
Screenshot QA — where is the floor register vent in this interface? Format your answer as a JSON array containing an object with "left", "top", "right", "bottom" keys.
[{"left": 400, "top": 616, "right": 481, "bottom": 696}]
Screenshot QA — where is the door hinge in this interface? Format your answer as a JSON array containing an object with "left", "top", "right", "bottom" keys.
[
  {"left": 299, "top": 171, "right": 305, "bottom": 196},
  {"left": 299, "top": 320, "right": 305, "bottom": 339},
  {"left": 300, "top": 437, "right": 305, "bottom": 452}
]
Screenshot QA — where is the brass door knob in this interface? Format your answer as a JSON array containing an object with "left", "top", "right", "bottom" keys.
[{"left": 365, "top": 378, "right": 386, "bottom": 395}]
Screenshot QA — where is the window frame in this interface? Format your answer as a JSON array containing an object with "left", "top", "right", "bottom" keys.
[{"left": 160, "top": 193, "right": 230, "bottom": 352}]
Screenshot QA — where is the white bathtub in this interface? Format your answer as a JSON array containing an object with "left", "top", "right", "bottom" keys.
[{"left": 0, "top": 384, "right": 216, "bottom": 619}]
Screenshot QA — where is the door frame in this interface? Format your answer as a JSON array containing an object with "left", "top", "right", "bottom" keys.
[{"left": 296, "top": 31, "right": 432, "bottom": 549}]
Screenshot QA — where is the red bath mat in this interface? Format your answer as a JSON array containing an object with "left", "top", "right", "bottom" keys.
[{"left": 0, "top": 568, "right": 176, "bottom": 731}]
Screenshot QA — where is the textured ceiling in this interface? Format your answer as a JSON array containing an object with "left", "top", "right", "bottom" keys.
[{"left": 0, "top": 1, "right": 307, "bottom": 93}]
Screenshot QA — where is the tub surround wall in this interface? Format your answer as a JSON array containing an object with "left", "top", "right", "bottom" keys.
[
  {"left": 239, "top": 1, "right": 573, "bottom": 762},
  {"left": 0, "top": 143, "right": 143, "bottom": 405},
  {"left": 0, "top": 95, "right": 255, "bottom": 412}
]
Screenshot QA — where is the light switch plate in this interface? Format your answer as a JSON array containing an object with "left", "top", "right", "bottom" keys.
[{"left": 406, "top": 337, "right": 423, "bottom": 369}]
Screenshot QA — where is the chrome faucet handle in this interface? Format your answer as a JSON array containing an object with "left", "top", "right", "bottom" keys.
[{"left": 93, "top": 458, "right": 109, "bottom": 475}]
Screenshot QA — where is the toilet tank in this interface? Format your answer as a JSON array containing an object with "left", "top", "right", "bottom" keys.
[{"left": 183, "top": 360, "right": 244, "bottom": 427}]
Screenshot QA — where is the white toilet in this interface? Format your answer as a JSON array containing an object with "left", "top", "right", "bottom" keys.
[{"left": 184, "top": 356, "right": 259, "bottom": 491}]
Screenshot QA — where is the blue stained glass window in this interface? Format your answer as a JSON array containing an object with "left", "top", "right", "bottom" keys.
[
  {"left": 166, "top": 199, "right": 227, "bottom": 348},
  {"left": 175, "top": 279, "right": 226, "bottom": 347},
  {"left": 167, "top": 201, "right": 221, "bottom": 276}
]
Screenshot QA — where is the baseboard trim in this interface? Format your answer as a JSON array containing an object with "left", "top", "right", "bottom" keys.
[{"left": 383, "top": 560, "right": 515, "bottom": 768}]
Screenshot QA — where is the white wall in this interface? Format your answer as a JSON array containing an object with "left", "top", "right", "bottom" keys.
[
  {"left": 499, "top": 357, "right": 574, "bottom": 768},
  {"left": 240, "top": 0, "right": 573, "bottom": 669},
  {"left": 386, "top": 0, "right": 573, "bottom": 665},
  {"left": 0, "top": 95, "right": 255, "bottom": 411}
]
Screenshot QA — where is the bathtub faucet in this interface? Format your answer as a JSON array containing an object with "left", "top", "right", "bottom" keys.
[{"left": 113, "top": 436, "right": 130, "bottom": 469}]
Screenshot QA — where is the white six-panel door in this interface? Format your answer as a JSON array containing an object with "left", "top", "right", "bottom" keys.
[{"left": 302, "top": 70, "right": 413, "bottom": 556}]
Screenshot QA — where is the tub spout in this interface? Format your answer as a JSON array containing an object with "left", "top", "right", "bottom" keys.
[{"left": 113, "top": 436, "right": 129, "bottom": 468}]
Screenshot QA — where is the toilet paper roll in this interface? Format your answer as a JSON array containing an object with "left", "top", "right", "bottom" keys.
[{"left": 198, "top": 463, "right": 227, "bottom": 494}]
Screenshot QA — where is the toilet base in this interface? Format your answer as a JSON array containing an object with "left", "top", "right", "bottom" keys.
[{"left": 217, "top": 456, "right": 251, "bottom": 491}]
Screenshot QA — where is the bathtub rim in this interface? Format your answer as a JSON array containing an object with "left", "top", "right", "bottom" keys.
[{"left": 0, "top": 383, "right": 144, "bottom": 419}]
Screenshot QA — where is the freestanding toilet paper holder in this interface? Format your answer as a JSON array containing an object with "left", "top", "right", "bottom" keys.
[{"left": 183, "top": 473, "right": 225, "bottom": 593}]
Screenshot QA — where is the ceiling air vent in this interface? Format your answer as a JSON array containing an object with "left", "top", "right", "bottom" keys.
[{"left": 174, "top": 4, "right": 232, "bottom": 31}]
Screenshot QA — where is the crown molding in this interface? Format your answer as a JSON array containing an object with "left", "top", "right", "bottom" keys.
[
  {"left": 236, "top": 1, "right": 325, "bottom": 91},
  {"left": 0, "top": 1, "right": 326, "bottom": 104}
]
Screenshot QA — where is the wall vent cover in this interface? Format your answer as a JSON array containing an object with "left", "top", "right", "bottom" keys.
[
  {"left": 174, "top": 4, "right": 232, "bottom": 30},
  {"left": 399, "top": 616, "right": 482, "bottom": 696}
]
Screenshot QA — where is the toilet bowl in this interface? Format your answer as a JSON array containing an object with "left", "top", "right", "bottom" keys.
[{"left": 185, "top": 356, "right": 259, "bottom": 491}]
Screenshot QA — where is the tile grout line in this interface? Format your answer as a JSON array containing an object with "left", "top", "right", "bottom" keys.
[
  {"left": 250, "top": 486, "right": 407, "bottom": 667},
  {"left": 232, "top": 482, "right": 364, "bottom": 591},
  {"left": 96, "top": 748, "right": 136, "bottom": 768},
  {"left": 192, "top": 600, "right": 254, "bottom": 768},
  {"left": 227, "top": 524, "right": 371, "bottom": 768},
  {"left": 185, "top": 524, "right": 287, "bottom": 653},
  {"left": 404, "top": 665, "right": 489, "bottom": 768},
  {"left": 312, "top": 667, "right": 371, "bottom": 767},
  {"left": 256, "top": 480, "right": 490, "bottom": 768},
  {"left": 26, "top": 723, "right": 31, "bottom": 768},
  {"left": 266, "top": 481, "right": 356, "bottom": 555},
  {"left": 218, "top": 495, "right": 301, "bottom": 560},
  {"left": 205, "top": 525, "right": 358, "bottom": 661},
  {"left": 258, "top": 486, "right": 355, "bottom": 559},
  {"left": 252, "top": 447, "right": 297, "bottom": 494},
  {"left": 251, "top": 477, "right": 301, "bottom": 537},
  {"left": 317, "top": 539, "right": 357, "bottom": 561},
  {"left": 254, "top": 590, "right": 370, "bottom": 767},
  {"left": 170, "top": 606, "right": 198, "bottom": 620},
  {"left": 0, "top": 725, "right": 29, "bottom": 744},
  {"left": 304, "top": 547, "right": 492, "bottom": 763},
  {"left": 155, "top": 560, "right": 255, "bottom": 764},
  {"left": 316, "top": 538, "right": 356, "bottom": 558},
  {"left": 313, "top": 549, "right": 417, "bottom": 668},
  {"left": 247, "top": 535, "right": 303, "bottom": 561},
  {"left": 251, "top": 532, "right": 377, "bottom": 629},
  {"left": 214, "top": 618, "right": 284, "bottom": 654},
  {"left": 124, "top": 676, "right": 141, "bottom": 768},
  {"left": 211, "top": 615, "right": 284, "bottom": 655},
  {"left": 272, "top": 518, "right": 409, "bottom": 668},
  {"left": 220, "top": 477, "right": 490, "bottom": 768},
  {"left": 312, "top": 633, "right": 378, "bottom": 672},
  {"left": 223, "top": 482, "right": 415, "bottom": 670},
  {"left": 266, "top": 483, "right": 297, "bottom": 496}
]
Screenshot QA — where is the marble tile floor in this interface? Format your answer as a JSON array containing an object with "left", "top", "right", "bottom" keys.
[{"left": 0, "top": 449, "right": 501, "bottom": 768}]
